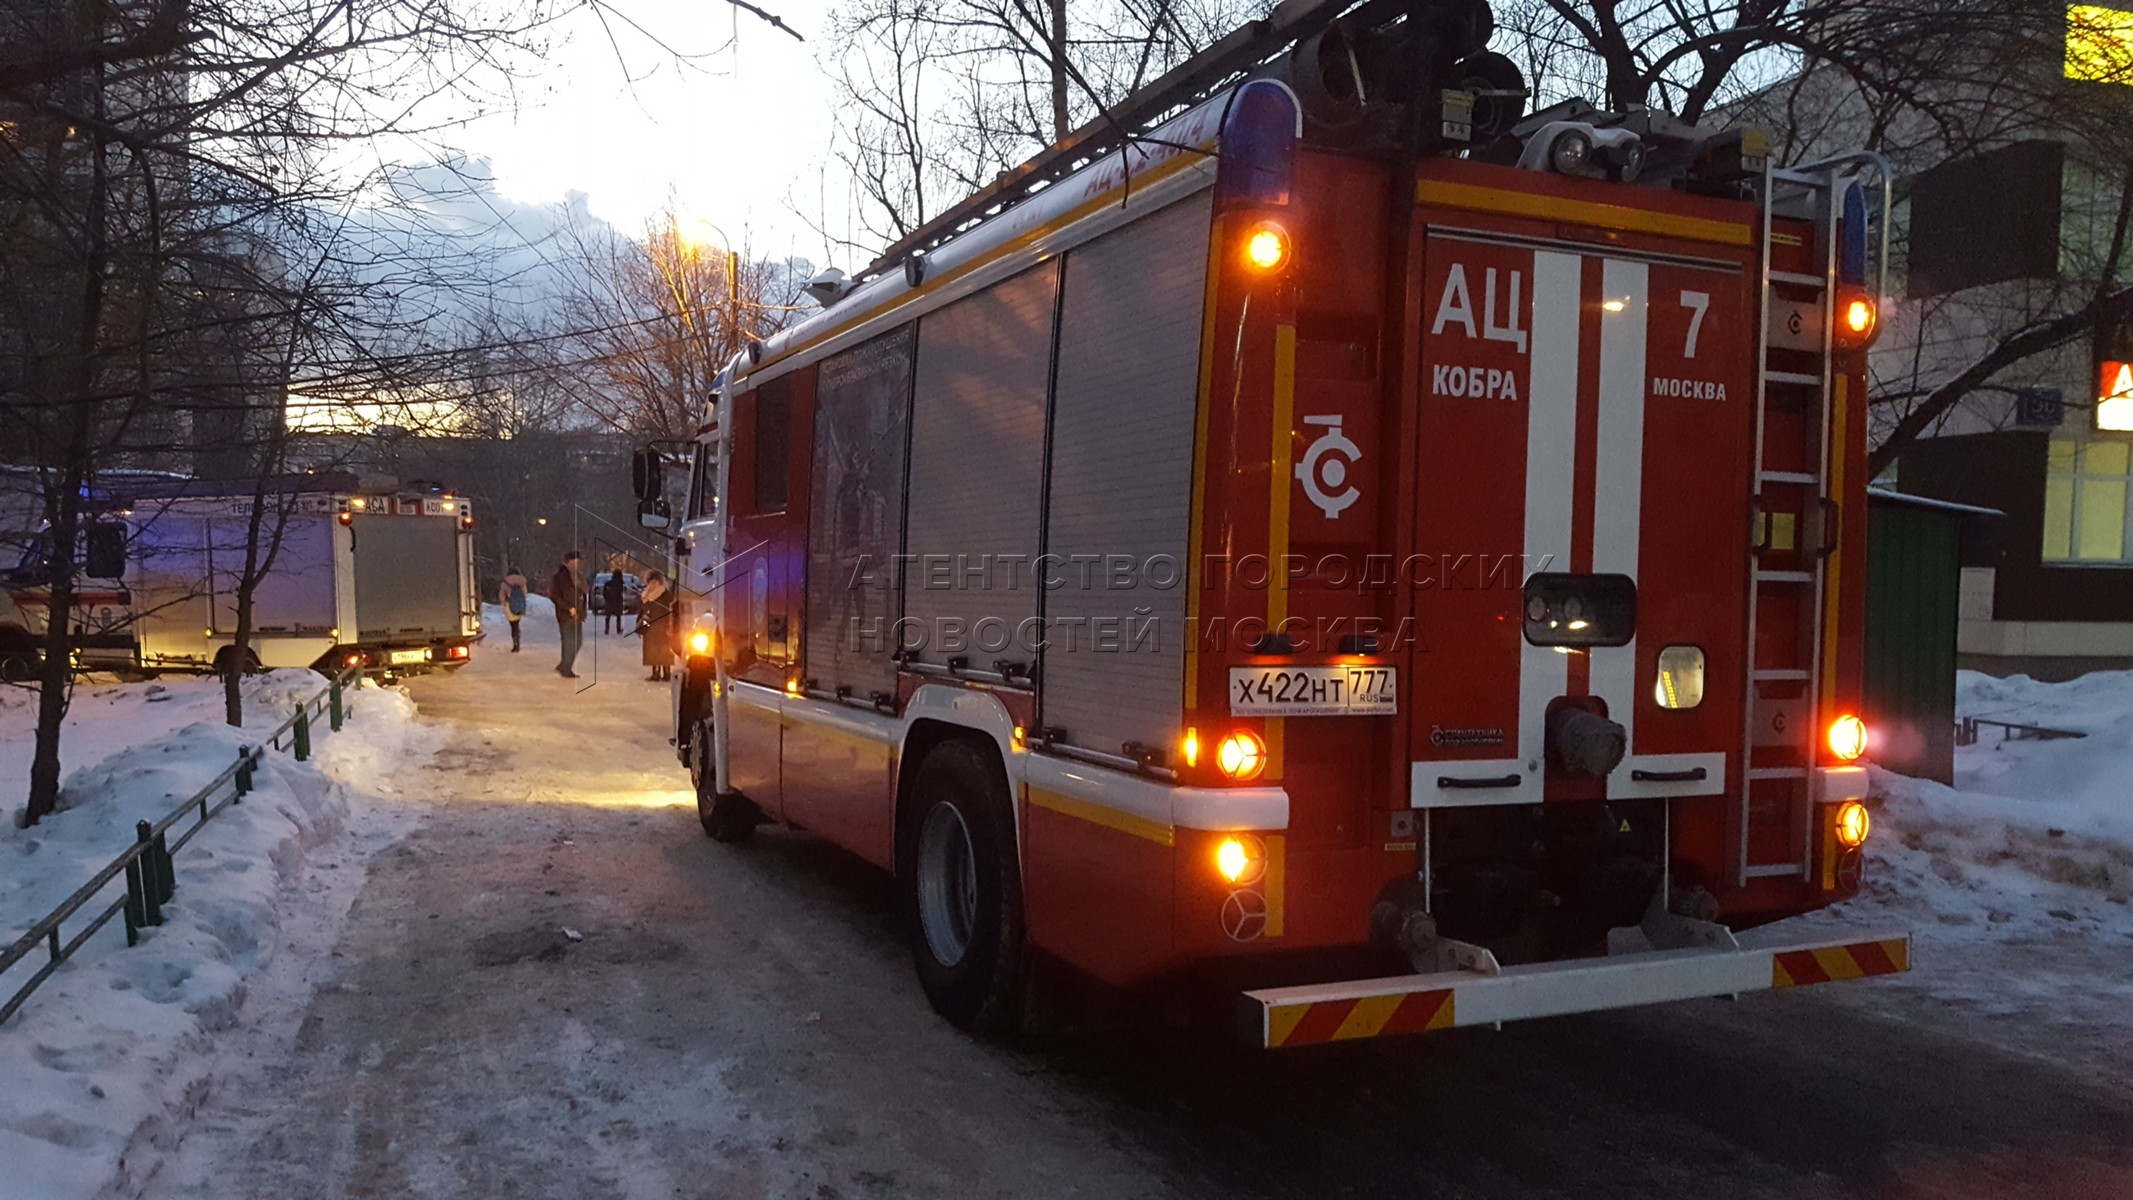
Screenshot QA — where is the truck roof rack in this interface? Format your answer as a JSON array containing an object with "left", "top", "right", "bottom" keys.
[{"left": 860, "top": 0, "right": 1379, "bottom": 280}]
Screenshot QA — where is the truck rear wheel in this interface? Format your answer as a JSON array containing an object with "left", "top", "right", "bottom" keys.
[
  {"left": 0, "top": 647, "right": 36, "bottom": 683},
  {"left": 902, "top": 739, "right": 1023, "bottom": 1031},
  {"left": 691, "top": 721, "right": 758, "bottom": 843}
]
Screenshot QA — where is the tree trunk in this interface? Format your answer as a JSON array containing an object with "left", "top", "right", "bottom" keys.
[
  {"left": 26, "top": 470, "right": 86, "bottom": 826},
  {"left": 225, "top": 489, "right": 268, "bottom": 727},
  {"left": 23, "top": 112, "right": 110, "bottom": 827}
]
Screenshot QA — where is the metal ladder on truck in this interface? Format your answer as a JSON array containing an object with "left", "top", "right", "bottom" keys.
[{"left": 1737, "top": 153, "right": 1889, "bottom": 885}]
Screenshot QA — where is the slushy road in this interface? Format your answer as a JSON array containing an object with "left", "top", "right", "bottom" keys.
[{"left": 149, "top": 623, "right": 2133, "bottom": 1199}]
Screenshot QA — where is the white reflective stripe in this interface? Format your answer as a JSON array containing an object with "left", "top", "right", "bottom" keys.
[
  {"left": 1023, "top": 752, "right": 1290, "bottom": 832},
  {"left": 1513, "top": 250, "right": 1584, "bottom": 805},
  {"left": 1244, "top": 928, "right": 1909, "bottom": 1035},
  {"left": 728, "top": 680, "right": 783, "bottom": 711},
  {"left": 1591, "top": 258, "right": 1649, "bottom": 749},
  {"left": 780, "top": 693, "right": 902, "bottom": 744},
  {"left": 1818, "top": 765, "right": 1868, "bottom": 804},
  {"left": 1453, "top": 943, "right": 1777, "bottom": 1026}
]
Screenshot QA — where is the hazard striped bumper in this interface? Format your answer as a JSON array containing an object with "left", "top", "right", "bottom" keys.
[{"left": 1243, "top": 930, "right": 1909, "bottom": 1049}]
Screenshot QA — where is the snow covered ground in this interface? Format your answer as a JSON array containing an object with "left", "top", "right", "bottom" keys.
[
  {"left": 6, "top": 629, "right": 2131, "bottom": 1195},
  {"left": 0, "top": 669, "right": 438, "bottom": 1198},
  {"left": 0, "top": 671, "right": 326, "bottom": 824},
  {"left": 1783, "top": 669, "right": 2133, "bottom": 1092}
]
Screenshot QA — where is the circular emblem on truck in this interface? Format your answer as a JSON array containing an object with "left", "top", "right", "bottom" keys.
[
  {"left": 1221, "top": 889, "right": 1267, "bottom": 942},
  {"left": 1295, "top": 415, "right": 1362, "bottom": 520}
]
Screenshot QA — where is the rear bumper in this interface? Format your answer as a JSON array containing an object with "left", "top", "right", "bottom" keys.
[
  {"left": 318, "top": 640, "right": 474, "bottom": 674},
  {"left": 1242, "top": 929, "right": 1909, "bottom": 1048}
]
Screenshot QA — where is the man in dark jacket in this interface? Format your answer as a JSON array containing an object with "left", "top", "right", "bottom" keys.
[{"left": 550, "top": 551, "right": 586, "bottom": 678}]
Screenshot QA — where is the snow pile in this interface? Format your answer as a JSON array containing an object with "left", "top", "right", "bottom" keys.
[
  {"left": 1856, "top": 669, "right": 2133, "bottom": 933},
  {"left": 1948, "top": 670, "right": 2133, "bottom": 846},
  {"left": 1788, "top": 669, "right": 2133, "bottom": 1075},
  {"left": 0, "top": 670, "right": 334, "bottom": 820},
  {"left": 0, "top": 675, "right": 433, "bottom": 1198}
]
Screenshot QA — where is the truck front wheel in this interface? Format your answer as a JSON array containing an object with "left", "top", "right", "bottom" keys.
[
  {"left": 902, "top": 740, "right": 1024, "bottom": 1031},
  {"left": 691, "top": 720, "right": 757, "bottom": 843}
]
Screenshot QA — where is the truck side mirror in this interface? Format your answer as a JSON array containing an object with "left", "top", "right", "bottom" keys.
[
  {"left": 84, "top": 524, "right": 126, "bottom": 580},
  {"left": 631, "top": 448, "right": 664, "bottom": 504},
  {"left": 638, "top": 497, "right": 673, "bottom": 530}
]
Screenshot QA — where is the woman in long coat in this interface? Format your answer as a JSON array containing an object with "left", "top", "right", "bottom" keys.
[{"left": 640, "top": 571, "right": 676, "bottom": 681}]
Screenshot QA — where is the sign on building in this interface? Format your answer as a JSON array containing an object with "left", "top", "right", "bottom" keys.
[
  {"left": 2067, "top": 5, "right": 2133, "bottom": 84},
  {"left": 2100, "top": 360, "right": 2133, "bottom": 431}
]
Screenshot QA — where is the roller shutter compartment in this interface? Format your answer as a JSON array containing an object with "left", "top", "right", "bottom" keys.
[{"left": 1040, "top": 191, "right": 1212, "bottom": 757}]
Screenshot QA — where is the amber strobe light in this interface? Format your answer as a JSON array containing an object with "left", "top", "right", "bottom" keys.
[
  {"left": 1242, "top": 221, "right": 1291, "bottom": 272},
  {"left": 1835, "top": 293, "right": 1878, "bottom": 348},
  {"left": 1180, "top": 727, "right": 1201, "bottom": 769},
  {"left": 1835, "top": 800, "right": 1871, "bottom": 848},
  {"left": 687, "top": 629, "right": 711, "bottom": 655},
  {"left": 1215, "top": 835, "right": 1266, "bottom": 884},
  {"left": 1827, "top": 714, "right": 1868, "bottom": 762},
  {"left": 1215, "top": 730, "right": 1267, "bottom": 781}
]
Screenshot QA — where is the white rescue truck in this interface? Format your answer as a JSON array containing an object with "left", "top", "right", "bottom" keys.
[{"left": 0, "top": 485, "right": 479, "bottom": 677}]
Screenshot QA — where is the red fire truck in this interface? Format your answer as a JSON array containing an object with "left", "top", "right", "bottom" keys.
[{"left": 658, "top": 0, "right": 1908, "bottom": 1046}]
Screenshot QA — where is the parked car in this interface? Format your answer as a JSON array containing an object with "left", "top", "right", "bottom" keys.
[{"left": 590, "top": 571, "right": 643, "bottom": 614}]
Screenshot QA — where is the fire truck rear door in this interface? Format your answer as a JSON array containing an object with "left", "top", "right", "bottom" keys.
[{"left": 1408, "top": 229, "right": 1755, "bottom": 807}]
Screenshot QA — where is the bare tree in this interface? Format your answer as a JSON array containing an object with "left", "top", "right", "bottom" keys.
[
  {"left": 554, "top": 203, "right": 804, "bottom": 442},
  {"left": 1488, "top": 0, "right": 2133, "bottom": 471},
  {"left": 825, "top": 0, "right": 1274, "bottom": 251},
  {"left": 0, "top": 0, "right": 556, "bottom": 823}
]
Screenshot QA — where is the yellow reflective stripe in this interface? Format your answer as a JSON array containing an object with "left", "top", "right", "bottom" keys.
[
  {"left": 1263, "top": 833, "right": 1286, "bottom": 939},
  {"left": 1184, "top": 215, "right": 1226, "bottom": 712},
  {"left": 1879, "top": 937, "right": 1911, "bottom": 973},
  {"left": 1821, "top": 376, "right": 1848, "bottom": 712},
  {"left": 1332, "top": 993, "right": 1408, "bottom": 1041},
  {"left": 1026, "top": 786, "right": 1174, "bottom": 847},
  {"left": 1414, "top": 180, "right": 1753, "bottom": 247},
  {"left": 1812, "top": 945, "right": 1869, "bottom": 982},
  {"left": 1265, "top": 324, "right": 1296, "bottom": 782},
  {"left": 1266, "top": 1002, "right": 1311, "bottom": 1048}
]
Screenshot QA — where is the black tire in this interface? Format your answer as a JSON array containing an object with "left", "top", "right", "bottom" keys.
[
  {"left": 902, "top": 739, "right": 1024, "bottom": 1031},
  {"left": 691, "top": 721, "right": 757, "bottom": 843},
  {"left": 0, "top": 650, "right": 36, "bottom": 683}
]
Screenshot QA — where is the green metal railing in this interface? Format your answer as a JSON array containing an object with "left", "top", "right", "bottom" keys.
[{"left": 0, "top": 664, "right": 363, "bottom": 1025}]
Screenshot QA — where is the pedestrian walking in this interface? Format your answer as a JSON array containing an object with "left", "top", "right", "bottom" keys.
[
  {"left": 601, "top": 570, "right": 627, "bottom": 635},
  {"left": 498, "top": 566, "right": 529, "bottom": 653},
  {"left": 640, "top": 571, "right": 675, "bottom": 682},
  {"left": 550, "top": 551, "right": 586, "bottom": 678}
]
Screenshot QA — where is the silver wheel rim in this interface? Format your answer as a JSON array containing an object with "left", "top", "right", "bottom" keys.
[{"left": 917, "top": 802, "right": 979, "bottom": 967}]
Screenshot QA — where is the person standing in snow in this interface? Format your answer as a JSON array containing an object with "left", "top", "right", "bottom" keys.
[
  {"left": 550, "top": 551, "right": 586, "bottom": 678},
  {"left": 639, "top": 570, "right": 674, "bottom": 682},
  {"left": 498, "top": 566, "right": 529, "bottom": 653},
  {"left": 601, "top": 569, "right": 627, "bottom": 635}
]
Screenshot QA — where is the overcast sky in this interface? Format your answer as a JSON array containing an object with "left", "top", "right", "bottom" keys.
[{"left": 441, "top": 0, "right": 850, "bottom": 270}]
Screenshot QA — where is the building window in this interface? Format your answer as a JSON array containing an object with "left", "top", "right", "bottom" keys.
[{"left": 2043, "top": 437, "right": 2132, "bottom": 562}]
